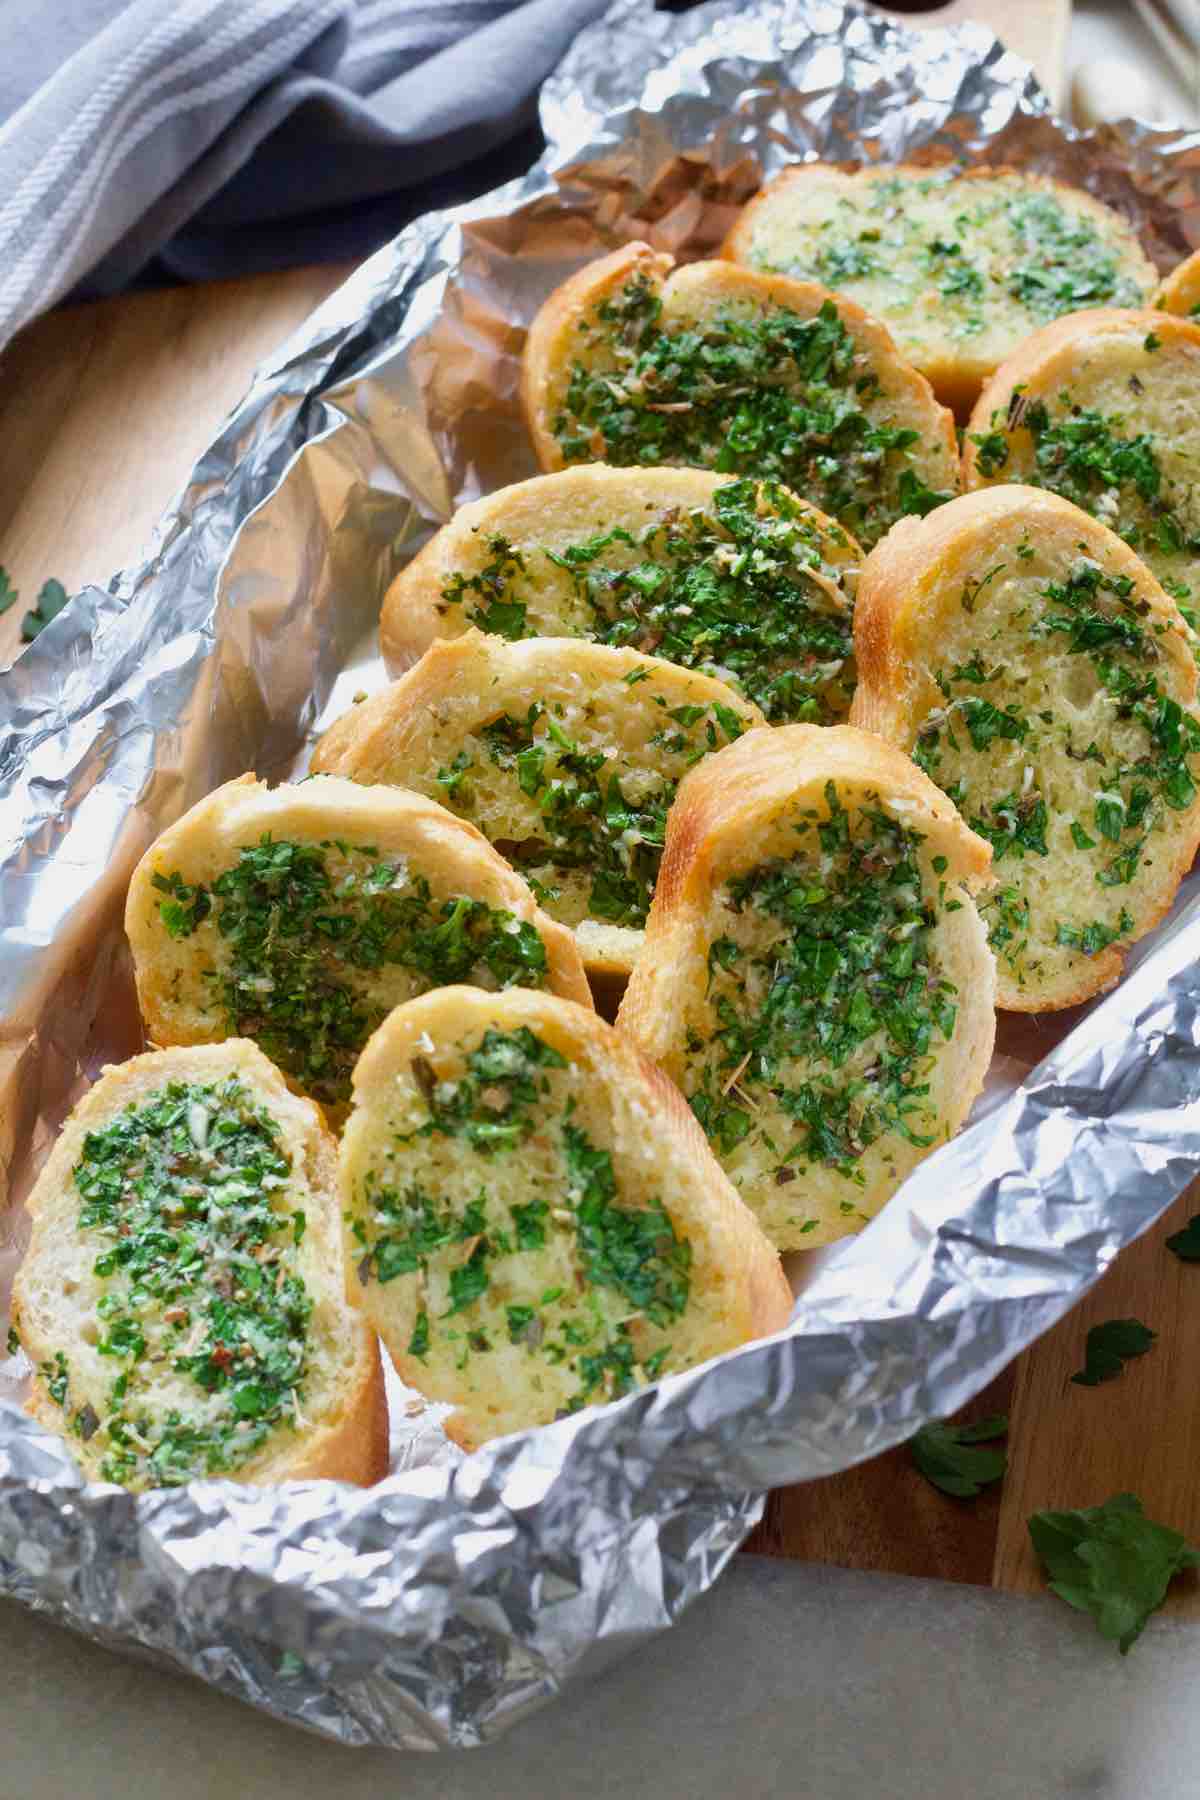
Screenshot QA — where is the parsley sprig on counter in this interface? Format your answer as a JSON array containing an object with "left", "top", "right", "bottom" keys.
[
  {"left": 1070, "top": 1317, "right": 1156, "bottom": 1387},
  {"left": 909, "top": 1414, "right": 1008, "bottom": 1498},
  {"left": 555, "top": 279, "right": 951, "bottom": 544},
  {"left": 1029, "top": 1493, "right": 1200, "bottom": 1653},
  {"left": 48, "top": 1076, "right": 311, "bottom": 1488},
  {"left": 154, "top": 837, "right": 549, "bottom": 1108}
]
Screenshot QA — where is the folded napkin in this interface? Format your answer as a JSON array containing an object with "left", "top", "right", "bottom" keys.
[{"left": 0, "top": 0, "right": 614, "bottom": 350}]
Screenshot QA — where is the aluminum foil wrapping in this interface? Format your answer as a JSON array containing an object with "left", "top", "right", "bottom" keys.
[{"left": 2, "top": 0, "right": 1200, "bottom": 1752}]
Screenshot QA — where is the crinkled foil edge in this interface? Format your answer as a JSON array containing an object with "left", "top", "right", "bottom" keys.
[{"left": 1, "top": 0, "right": 1199, "bottom": 1751}]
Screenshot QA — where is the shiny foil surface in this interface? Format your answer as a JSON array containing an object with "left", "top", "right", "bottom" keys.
[{"left": 1, "top": 0, "right": 1200, "bottom": 1751}]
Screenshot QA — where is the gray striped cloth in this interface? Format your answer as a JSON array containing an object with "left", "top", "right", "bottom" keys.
[{"left": 0, "top": 0, "right": 614, "bottom": 350}]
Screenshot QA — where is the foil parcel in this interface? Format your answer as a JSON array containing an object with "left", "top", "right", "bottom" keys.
[{"left": 0, "top": 0, "right": 1198, "bottom": 1752}]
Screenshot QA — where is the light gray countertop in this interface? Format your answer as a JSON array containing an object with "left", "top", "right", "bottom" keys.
[{"left": 5, "top": 1555, "right": 1199, "bottom": 1798}]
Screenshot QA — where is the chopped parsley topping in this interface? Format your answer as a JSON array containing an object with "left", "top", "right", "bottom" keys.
[
  {"left": 687, "top": 784, "right": 957, "bottom": 1180},
  {"left": 913, "top": 556, "right": 1200, "bottom": 979},
  {"left": 1006, "top": 194, "right": 1145, "bottom": 319},
  {"left": 553, "top": 281, "right": 952, "bottom": 546},
  {"left": 352, "top": 1028, "right": 691, "bottom": 1409},
  {"left": 986, "top": 399, "right": 1200, "bottom": 587},
  {"left": 744, "top": 171, "right": 1150, "bottom": 362},
  {"left": 45, "top": 1077, "right": 311, "bottom": 1489},
  {"left": 154, "top": 838, "right": 550, "bottom": 1108},
  {"left": 433, "top": 695, "right": 744, "bottom": 930},
  {"left": 439, "top": 481, "right": 856, "bottom": 723}
]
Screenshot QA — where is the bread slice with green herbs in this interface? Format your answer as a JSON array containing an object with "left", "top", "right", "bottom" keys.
[
  {"left": 521, "top": 243, "right": 958, "bottom": 549},
  {"left": 125, "top": 773, "right": 591, "bottom": 1119},
  {"left": 1157, "top": 248, "right": 1200, "bottom": 319},
  {"left": 850, "top": 486, "right": 1200, "bottom": 1010},
  {"left": 615, "top": 723, "right": 995, "bottom": 1250},
  {"left": 963, "top": 309, "right": 1200, "bottom": 620},
  {"left": 724, "top": 164, "right": 1157, "bottom": 414},
  {"left": 11, "top": 1040, "right": 387, "bottom": 1491},
  {"left": 339, "top": 985, "right": 792, "bottom": 1448},
  {"left": 380, "top": 465, "right": 862, "bottom": 725},
  {"left": 312, "top": 631, "right": 763, "bottom": 977}
]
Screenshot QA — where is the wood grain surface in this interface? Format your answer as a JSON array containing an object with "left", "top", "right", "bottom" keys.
[
  {"left": 0, "top": 264, "right": 351, "bottom": 666},
  {"left": 8, "top": 0, "right": 1199, "bottom": 1627}
]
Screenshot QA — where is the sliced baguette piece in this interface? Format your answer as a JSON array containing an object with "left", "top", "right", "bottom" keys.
[
  {"left": 851, "top": 486, "right": 1200, "bottom": 1010},
  {"left": 125, "top": 773, "right": 591, "bottom": 1119},
  {"left": 521, "top": 243, "right": 958, "bottom": 549},
  {"left": 962, "top": 309, "right": 1200, "bottom": 617},
  {"left": 11, "top": 1040, "right": 387, "bottom": 1491},
  {"left": 312, "top": 631, "right": 763, "bottom": 978},
  {"left": 616, "top": 723, "right": 995, "bottom": 1250},
  {"left": 340, "top": 985, "right": 792, "bottom": 1448},
  {"left": 724, "top": 164, "right": 1157, "bottom": 414},
  {"left": 1157, "top": 248, "right": 1200, "bottom": 319},
  {"left": 379, "top": 465, "right": 862, "bottom": 724}
]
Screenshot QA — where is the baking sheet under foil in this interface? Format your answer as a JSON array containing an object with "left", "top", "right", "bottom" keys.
[{"left": 2, "top": 0, "right": 1200, "bottom": 1752}]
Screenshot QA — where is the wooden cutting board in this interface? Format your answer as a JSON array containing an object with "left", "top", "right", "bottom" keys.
[{"left": 7, "top": 0, "right": 1199, "bottom": 1623}]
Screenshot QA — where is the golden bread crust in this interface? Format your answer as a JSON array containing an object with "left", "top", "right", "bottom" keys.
[
  {"left": 725, "top": 163, "right": 1158, "bottom": 413},
  {"left": 313, "top": 633, "right": 763, "bottom": 978},
  {"left": 1157, "top": 247, "right": 1200, "bottom": 318},
  {"left": 340, "top": 986, "right": 792, "bottom": 1448},
  {"left": 124, "top": 772, "right": 593, "bottom": 1069},
  {"left": 378, "top": 462, "right": 860, "bottom": 677},
  {"left": 850, "top": 486, "right": 1200, "bottom": 1010},
  {"left": 13, "top": 1040, "right": 387, "bottom": 1489},
  {"left": 616, "top": 723, "right": 996, "bottom": 1248}
]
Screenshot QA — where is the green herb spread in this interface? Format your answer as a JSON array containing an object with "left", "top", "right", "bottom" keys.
[
  {"left": 45, "top": 1076, "right": 310, "bottom": 1489},
  {"left": 553, "top": 281, "right": 952, "bottom": 546},
  {"left": 154, "top": 837, "right": 550, "bottom": 1108},
  {"left": 749, "top": 171, "right": 1148, "bottom": 357},
  {"left": 686, "top": 783, "right": 957, "bottom": 1207},
  {"left": 912, "top": 556, "right": 1200, "bottom": 982},
  {"left": 351, "top": 1028, "right": 692, "bottom": 1407},
  {"left": 971, "top": 394, "right": 1200, "bottom": 604},
  {"left": 435, "top": 692, "right": 744, "bottom": 929},
  {"left": 438, "top": 479, "right": 856, "bottom": 722}
]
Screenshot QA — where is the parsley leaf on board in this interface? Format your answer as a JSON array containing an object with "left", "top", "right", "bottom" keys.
[
  {"left": 909, "top": 1413, "right": 1008, "bottom": 1497},
  {"left": 21, "top": 577, "right": 69, "bottom": 641},
  {"left": 1165, "top": 1213, "right": 1200, "bottom": 1261},
  {"left": 1070, "top": 1317, "right": 1156, "bottom": 1387},
  {"left": 0, "top": 566, "right": 17, "bottom": 616},
  {"left": 1028, "top": 1492, "right": 1200, "bottom": 1652}
]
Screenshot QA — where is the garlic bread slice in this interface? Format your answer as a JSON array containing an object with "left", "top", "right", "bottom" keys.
[
  {"left": 852, "top": 487, "right": 1200, "bottom": 1009},
  {"left": 313, "top": 632, "right": 762, "bottom": 977},
  {"left": 521, "top": 243, "right": 958, "bottom": 548},
  {"left": 381, "top": 465, "right": 861, "bottom": 725},
  {"left": 126, "top": 774, "right": 591, "bottom": 1117},
  {"left": 963, "top": 309, "right": 1200, "bottom": 620},
  {"left": 724, "top": 164, "right": 1156, "bottom": 414},
  {"left": 616, "top": 723, "right": 995, "bottom": 1250},
  {"left": 12, "top": 1040, "right": 386, "bottom": 1490},
  {"left": 340, "top": 986, "right": 792, "bottom": 1448},
  {"left": 1157, "top": 248, "right": 1200, "bottom": 320}
]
